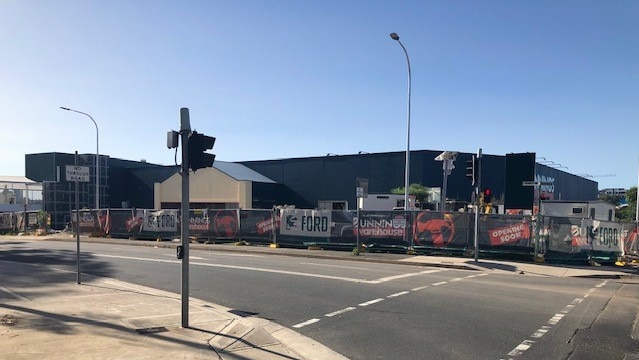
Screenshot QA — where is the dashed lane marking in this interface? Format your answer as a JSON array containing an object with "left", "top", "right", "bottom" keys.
[
  {"left": 432, "top": 281, "right": 448, "bottom": 286},
  {"left": 388, "top": 291, "right": 410, "bottom": 298},
  {"left": 325, "top": 307, "right": 357, "bottom": 317},
  {"left": 507, "top": 340, "right": 535, "bottom": 357},
  {"left": 292, "top": 318, "right": 320, "bottom": 329},
  {"left": 359, "top": 298, "right": 385, "bottom": 307},
  {"left": 504, "top": 279, "right": 608, "bottom": 358}
]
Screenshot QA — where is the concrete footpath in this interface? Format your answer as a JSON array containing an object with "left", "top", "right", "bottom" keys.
[
  {"left": 1, "top": 234, "right": 637, "bottom": 360},
  {"left": 0, "top": 259, "right": 347, "bottom": 360}
]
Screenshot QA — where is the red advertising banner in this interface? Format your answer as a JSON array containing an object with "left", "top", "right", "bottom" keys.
[{"left": 488, "top": 221, "right": 530, "bottom": 246}]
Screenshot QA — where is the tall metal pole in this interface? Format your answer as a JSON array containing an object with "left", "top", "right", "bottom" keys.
[
  {"left": 179, "top": 108, "right": 191, "bottom": 328},
  {"left": 74, "top": 151, "right": 81, "bottom": 284},
  {"left": 390, "top": 33, "right": 412, "bottom": 213},
  {"left": 60, "top": 107, "right": 99, "bottom": 209},
  {"left": 474, "top": 149, "right": 482, "bottom": 262}
]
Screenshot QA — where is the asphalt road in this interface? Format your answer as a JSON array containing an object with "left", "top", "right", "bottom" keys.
[{"left": 2, "top": 239, "right": 637, "bottom": 360}]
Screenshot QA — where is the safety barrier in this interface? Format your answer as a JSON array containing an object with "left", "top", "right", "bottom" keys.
[{"left": 12, "top": 207, "right": 632, "bottom": 264}]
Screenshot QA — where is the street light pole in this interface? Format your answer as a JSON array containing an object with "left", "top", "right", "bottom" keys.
[
  {"left": 60, "top": 107, "right": 100, "bottom": 209},
  {"left": 390, "top": 32, "right": 412, "bottom": 212}
]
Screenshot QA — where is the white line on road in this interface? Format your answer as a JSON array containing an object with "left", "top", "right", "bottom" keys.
[
  {"left": 300, "top": 262, "right": 370, "bottom": 270},
  {"left": 325, "top": 307, "right": 357, "bottom": 317},
  {"left": 161, "top": 254, "right": 205, "bottom": 260},
  {"left": 449, "top": 277, "right": 463, "bottom": 282},
  {"left": 368, "top": 269, "right": 443, "bottom": 284},
  {"left": 507, "top": 340, "right": 535, "bottom": 356},
  {"left": 292, "top": 318, "right": 320, "bottom": 328},
  {"left": 388, "top": 291, "right": 410, "bottom": 298},
  {"left": 547, "top": 313, "right": 565, "bottom": 325},
  {"left": 432, "top": 281, "right": 447, "bottom": 286},
  {"left": 359, "top": 298, "right": 385, "bottom": 307},
  {"left": 411, "top": 285, "right": 430, "bottom": 291},
  {"left": 94, "top": 254, "right": 372, "bottom": 283},
  {"left": 531, "top": 326, "right": 551, "bottom": 339}
]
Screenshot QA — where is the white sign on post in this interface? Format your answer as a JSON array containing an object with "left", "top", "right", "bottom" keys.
[{"left": 66, "top": 165, "right": 90, "bottom": 182}]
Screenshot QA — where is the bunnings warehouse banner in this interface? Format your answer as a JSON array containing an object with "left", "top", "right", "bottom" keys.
[
  {"left": 280, "top": 209, "right": 331, "bottom": 238},
  {"left": 189, "top": 209, "right": 210, "bottom": 237},
  {"left": 413, "top": 211, "right": 470, "bottom": 248},
  {"left": 356, "top": 212, "right": 407, "bottom": 239}
]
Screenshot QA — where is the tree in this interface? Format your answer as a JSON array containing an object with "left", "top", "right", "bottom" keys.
[
  {"left": 390, "top": 183, "right": 431, "bottom": 205},
  {"left": 616, "top": 187, "right": 637, "bottom": 223}
]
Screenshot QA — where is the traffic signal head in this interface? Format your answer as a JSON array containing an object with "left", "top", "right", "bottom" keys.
[
  {"left": 483, "top": 188, "right": 492, "bottom": 203},
  {"left": 188, "top": 131, "right": 216, "bottom": 171},
  {"left": 465, "top": 156, "right": 476, "bottom": 185}
]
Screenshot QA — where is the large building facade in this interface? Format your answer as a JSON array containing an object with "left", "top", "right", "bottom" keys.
[{"left": 24, "top": 150, "right": 598, "bottom": 229}]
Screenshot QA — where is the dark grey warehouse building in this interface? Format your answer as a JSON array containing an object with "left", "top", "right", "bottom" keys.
[{"left": 25, "top": 150, "right": 598, "bottom": 230}]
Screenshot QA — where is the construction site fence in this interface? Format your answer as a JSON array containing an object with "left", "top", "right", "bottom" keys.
[{"left": 2, "top": 208, "right": 636, "bottom": 263}]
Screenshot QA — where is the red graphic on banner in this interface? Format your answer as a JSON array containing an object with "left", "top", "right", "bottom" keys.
[
  {"left": 213, "top": 211, "right": 239, "bottom": 238},
  {"left": 488, "top": 222, "right": 530, "bottom": 246},
  {"left": 414, "top": 213, "right": 455, "bottom": 246}
]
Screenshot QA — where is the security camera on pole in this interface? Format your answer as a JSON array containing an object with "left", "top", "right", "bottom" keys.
[{"left": 167, "top": 108, "right": 216, "bottom": 328}]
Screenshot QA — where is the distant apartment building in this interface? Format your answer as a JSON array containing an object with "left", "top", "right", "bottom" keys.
[{"left": 599, "top": 188, "right": 627, "bottom": 197}]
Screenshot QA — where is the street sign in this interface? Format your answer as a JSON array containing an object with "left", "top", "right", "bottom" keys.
[
  {"left": 66, "top": 165, "right": 90, "bottom": 182},
  {"left": 522, "top": 181, "right": 540, "bottom": 187}
]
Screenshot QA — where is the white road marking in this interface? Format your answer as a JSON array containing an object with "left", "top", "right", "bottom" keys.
[
  {"left": 292, "top": 318, "right": 320, "bottom": 328},
  {"left": 368, "top": 269, "right": 443, "bottom": 284},
  {"left": 449, "top": 277, "right": 463, "bottom": 282},
  {"left": 548, "top": 313, "right": 565, "bottom": 325},
  {"left": 465, "top": 274, "right": 477, "bottom": 278},
  {"left": 411, "top": 285, "right": 430, "bottom": 291},
  {"left": 571, "top": 298, "right": 583, "bottom": 305},
  {"left": 477, "top": 273, "right": 489, "bottom": 277},
  {"left": 388, "top": 291, "right": 410, "bottom": 298},
  {"left": 359, "top": 298, "right": 385, "bottom": 307},
  {"left": 507, "top": 340, "right": 535, "bottom": 356},
  {"left": 160, "top": 254, "right": 205, "bottom": 260},
  {"left": 300, "top": 262, "right": 370, "bottom": 270},
  {"left": 432, "top": 281, "right": 447, "bottom": 286},
  {"left": 531, "top": 326, "right": 551, "bottom": 339},
  {"left": 560, "top": 304, "right": 576, "bottom": 314},
  {"left": 325, "top": 307, "right": 357, "bottom": 317},
  {"left": 94, "top": 254, "right": 371, "bottom": 283}
]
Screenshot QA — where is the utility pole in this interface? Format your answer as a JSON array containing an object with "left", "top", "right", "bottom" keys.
[
  {"left": 474, "top": 148, "right": 482, "bottom": 263},
  {"left": 168, "top": 107, "right": 215, "bottom": 329},
  {"left": 179, "top": 108, "right": 191, "bottom": 328}
]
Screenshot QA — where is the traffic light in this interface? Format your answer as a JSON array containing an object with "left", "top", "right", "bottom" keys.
[
  {"left": 483, "top": 188, "right": 492, "bottom": 204},
  {"left": 465, "top": 156, "right": 476, "bottom": 185},
  {"left": 188, "top": 131, "right": 216, "bottom": 171}
]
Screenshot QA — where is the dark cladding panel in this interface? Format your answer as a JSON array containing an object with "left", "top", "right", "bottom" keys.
[
  {"left": 504, "top": 153, "right": 535, "bottom": 209},
  {"left": 25, "top": 153, "right": 57, "bottom": 181}
]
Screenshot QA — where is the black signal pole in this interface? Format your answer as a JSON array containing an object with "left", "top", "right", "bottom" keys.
[{"left": 179, "top": 108, "right": 191, "bottom": 328}]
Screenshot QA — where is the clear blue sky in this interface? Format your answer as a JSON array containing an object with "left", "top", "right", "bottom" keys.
[{"left": 1, "top": 0, "right": 637, "bottom": 190}]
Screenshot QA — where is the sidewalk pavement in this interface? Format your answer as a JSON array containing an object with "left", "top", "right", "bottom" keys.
[
  {"left": 1, "top": 234, "right": 637, "bottom": 360},
  {"left": 0, "top": 259, "right": 348, "bottom": 360}
]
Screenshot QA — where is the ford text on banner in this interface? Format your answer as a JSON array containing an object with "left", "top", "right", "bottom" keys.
[
  {"left": 280, "top": 209, "right": 331, "bottom": 238},
  {"left": 142, "top": 209, "right": 178, "bottom": 232}
]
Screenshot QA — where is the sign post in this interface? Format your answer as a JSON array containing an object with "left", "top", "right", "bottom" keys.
[{"left": 66, "top": 155, "right": 89, "bottom": 284}]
